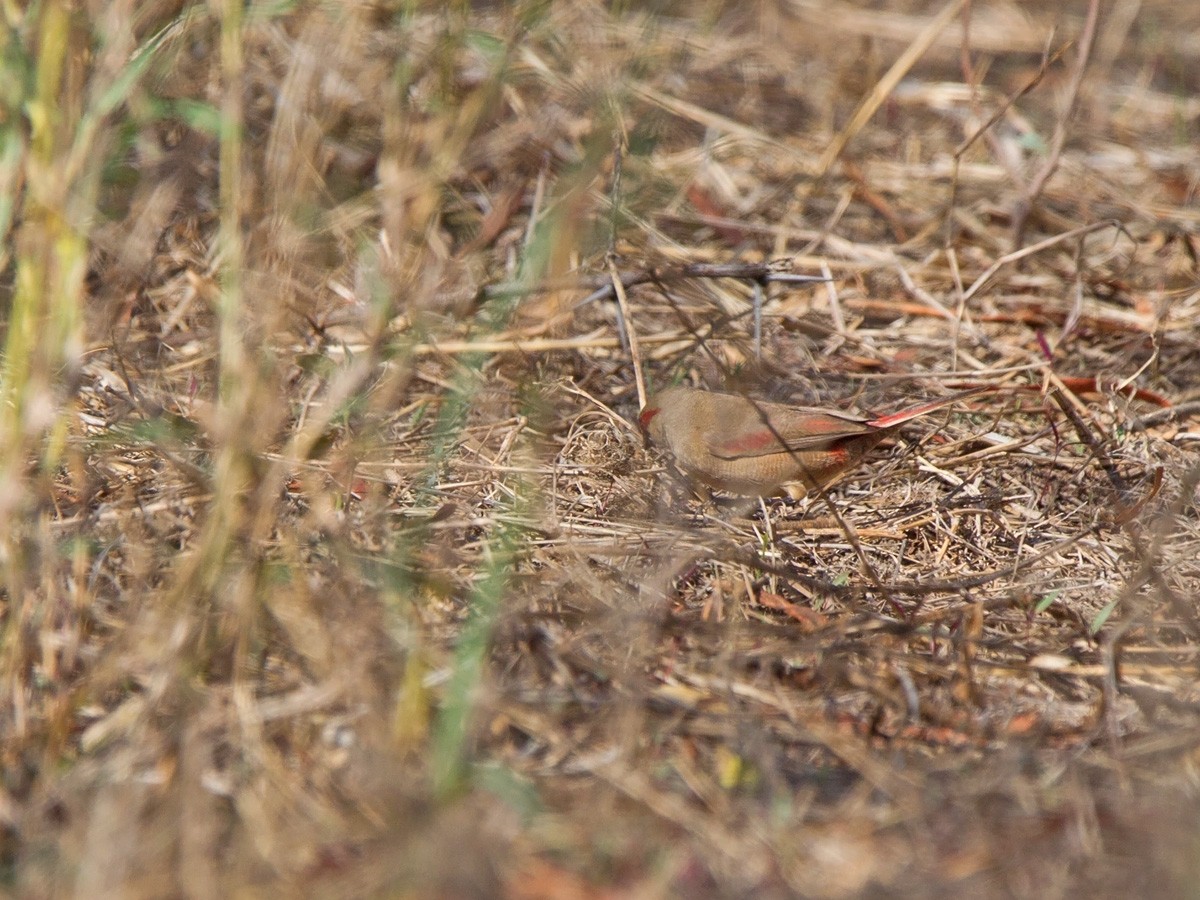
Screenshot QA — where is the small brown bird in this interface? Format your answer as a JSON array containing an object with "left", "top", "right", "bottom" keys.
[{"left": 638, "top": 385, "right": 982, "bottom": 496}]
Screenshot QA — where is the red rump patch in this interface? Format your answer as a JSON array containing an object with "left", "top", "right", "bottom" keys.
[
  {"left": 723, "top": 430, "right": 784, "bottom": 453},
  {"left": 638, "top": 407, "right": 660, "bottom": 428}
]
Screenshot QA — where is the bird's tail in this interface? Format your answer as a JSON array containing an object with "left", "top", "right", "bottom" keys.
[{"left": 866, "top": 386, "right": 991, "bottom": 428}]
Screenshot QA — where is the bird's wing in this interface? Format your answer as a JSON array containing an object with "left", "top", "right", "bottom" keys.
[
  {"left": 707, "top": 405, "right": 874, "bottom": 460},
  {"left": 705, "top": 387, "right": 987, "bottom": 460}
]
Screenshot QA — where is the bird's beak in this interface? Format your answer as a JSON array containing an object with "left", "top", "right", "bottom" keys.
[{"left": 637, "top": 405, "right": 658, "bottom": 447}]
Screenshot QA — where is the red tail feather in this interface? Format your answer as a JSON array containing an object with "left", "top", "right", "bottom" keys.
[{"left": 866, "top": 387, "right": 988, "bottom": 429}]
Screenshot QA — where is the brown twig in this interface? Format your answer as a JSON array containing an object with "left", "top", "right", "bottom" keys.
[
  {"left": 817, "top": 0, "right": 970, "bottom": 176},
  {"left": 610, "top": 253, "right": 646, "bottom": 411},
  {"left": 730, "top": 523, "right": 1099, "bottom": 603},
  {"left": 481, "top": 261, "right": 830, "bottom": 308},
  {"left": 959, "top": 219, "right": 1126, "bottom": 304},
  {"left": 947, "top": 36, "right": 1072, "bottom": 248},
  {"left": 1049, "top": 384, "right": 1200, "bottom": 641},
  {"left": 1011, "top": 0, "right": 1101, "bottom": 251}
]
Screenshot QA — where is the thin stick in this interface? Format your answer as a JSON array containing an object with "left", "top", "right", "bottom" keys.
[
  {"left": 946, "top": 36, "right": 1071, "bottom": 248},
  {"left": 1012, "top": 0, "right": 1101, "bottom": 251},
  {"left": 482, "top": 263, "right": 830, "bottom": 306},
  {"left": 959, "top": 219, "right": 1124, "bottom": 304},
  {"left": 821, "top": 261, "right": 845, "bottom": 335},
  {"left": 610, "top": 253, "right": 646, "bottom": 410},
  {"left": 752, "top": 279, "right": 764, "bottom": 358},
  {"left": 817, "top": 0, "right": 969, "bottom": 176},
  {"left": 1049, "top": 384, "right": 1200, "bottom": 639}
]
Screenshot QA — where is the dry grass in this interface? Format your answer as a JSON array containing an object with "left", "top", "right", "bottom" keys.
[{"left": 4, "top": 1, "right": 1200, "bottom": 896}]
